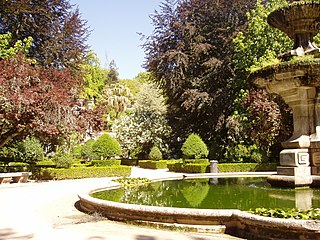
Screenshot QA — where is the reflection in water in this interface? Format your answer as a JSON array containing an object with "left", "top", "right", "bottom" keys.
[
  {"left": 91, "top": 177, "right": 320, "bottom": 211},
  {"left": 181, "top": 180, "right": 210, "bottom": 207},
  {"left": 269, "top": 189, "right": 314, "bottom": 210},
  {"left": 209, "top": 177, "right": 218, "bottom": 185}
]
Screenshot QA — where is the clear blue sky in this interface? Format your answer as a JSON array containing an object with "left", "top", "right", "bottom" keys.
[{"left": 70, "top": 0, "right": 163, "bottom": 79}]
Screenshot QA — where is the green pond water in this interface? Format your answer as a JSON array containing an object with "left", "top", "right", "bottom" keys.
[{"left": 91, "top": 177, "right": 320, "bottom": 210}]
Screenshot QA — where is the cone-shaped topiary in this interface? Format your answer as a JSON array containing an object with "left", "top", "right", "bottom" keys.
[
  {"left": 92, "top": 134, "right": 122, "bottom": 160},
  {"left": 149, "top": 146, "right": 163, "bottom": 160},
  {"left": 181, "top": 133, "right": 208, "bottom": 159}
]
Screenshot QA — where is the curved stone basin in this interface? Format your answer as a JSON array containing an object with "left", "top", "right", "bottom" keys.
[
  {"left": 268, "top": 3, "right": 320, "bottom": 40},
  {"left": 78, "top": 173, "right": 320, "bottom": 240},
  {"left": 251, "top": 59, "right": 320, "bottom": 91}
]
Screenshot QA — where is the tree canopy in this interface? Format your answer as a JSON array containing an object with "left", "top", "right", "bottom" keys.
[
  {"left": 0, "top": 0, "right": 89, "bottom": 69},
  {"left": 0, "top": 54, "right": 104, "bottom": 148},
  {"left": 144, "top": 0, "right": 256, "bottom": 157}
]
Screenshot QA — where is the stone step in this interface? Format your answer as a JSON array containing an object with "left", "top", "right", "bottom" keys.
[
  {"left": 130, "top": 220, "right": 226, "bottom": 233},
  {"left": 130, "top": 220, "right": 246, "bottom": 239}
]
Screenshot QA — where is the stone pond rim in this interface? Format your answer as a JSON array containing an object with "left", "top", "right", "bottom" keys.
[{"left": 250, "top": 59, "right": 320, "bottom": 89}]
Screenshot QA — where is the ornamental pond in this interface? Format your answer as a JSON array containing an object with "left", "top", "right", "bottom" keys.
[{"left": 91, "top": 177, "right": 320, "bottom": 210}]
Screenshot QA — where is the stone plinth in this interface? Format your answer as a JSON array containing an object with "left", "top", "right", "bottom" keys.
[
  {"left": 279, "top": 149, "right": 309, "bottom": 166},
  {"left": 271, "top": 149, "right": 312, "bottom": 187},
  {"left": 277, "top": 166, "right": 310, "bottom": 176}
]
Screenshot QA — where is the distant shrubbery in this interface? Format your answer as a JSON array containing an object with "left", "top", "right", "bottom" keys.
[
  {"left": 17, "top": 136, "right": 44, "bottom": 164},
  {"left": 39, "top": 166, "right": 131, "bottom": 180},
  {"left": 81, "top": 139, "right": 95, "bottom": 161},
  {"left": 52, "top": 150, "right": 73, "bottom": 169}
]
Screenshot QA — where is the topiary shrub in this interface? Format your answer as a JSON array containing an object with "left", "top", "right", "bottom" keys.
[
  {"left": 82, "top": 139, "right": 96, "bottom": 161},
  {"left": 17, "top": 136, "right": 44, "bottom": 164},
  {"left": 181, "top": 133, "right": 209, "bottom": 159},
  {"left": 149, "top": 146, "right": 162, "bottom": 160},
  {"left": 92, "top": 134, "right": 122, "bottom": 160}
]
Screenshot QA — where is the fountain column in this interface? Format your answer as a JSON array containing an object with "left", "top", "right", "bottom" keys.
[
  {"left": 264, "top": 84, "right": 314, "bottom": 186},
  {"left": 251, "top": 2, "right": 320, "bottom": 187}
]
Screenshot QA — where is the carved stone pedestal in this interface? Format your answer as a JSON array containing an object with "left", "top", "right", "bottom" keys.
[
  {"left": 251, "top": 2, "right": 320, "bottom": 188},
  {"left": 268, "top": 149, "right": 312, "bottom": 187}
]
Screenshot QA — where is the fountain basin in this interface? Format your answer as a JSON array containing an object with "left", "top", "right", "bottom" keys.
[
  {"left": 77, "top": 173, "right": 320, "bottom": 240},
  {"left": 251, "top": 59, "right": 320, "bottom": 91},
  {"left": 268, "top": 3, "right": 320, "bottom": 40}
]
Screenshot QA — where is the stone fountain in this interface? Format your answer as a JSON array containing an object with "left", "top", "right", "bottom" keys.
[{"left": 251, "top": 1, "right": 320, "bottom": 187}]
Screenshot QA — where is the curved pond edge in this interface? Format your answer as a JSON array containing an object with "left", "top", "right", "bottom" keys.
[{"left": 78, "top": 172, "right": 320, "bottom": 240}]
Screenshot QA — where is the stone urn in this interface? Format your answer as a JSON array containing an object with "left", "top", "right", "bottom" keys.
[{"left": 250, "top": 2, "right": 320, "bottom": 187}]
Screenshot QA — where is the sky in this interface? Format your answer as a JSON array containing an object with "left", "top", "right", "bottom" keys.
[{"left": 70, "top": 0, "right": 163, "bottom": 79}]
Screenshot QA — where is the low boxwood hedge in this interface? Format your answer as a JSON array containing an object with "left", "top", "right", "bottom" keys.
[
  {"left": 217, "top": 163, "right": 277, "bottom": 172},
  {"left": 182, "top": 163, "right": 208, "bottom": 173},
  {"left": 139, "top": 160, "right": 167, "bottom": 169},
  {"left": 38, "top": 166, "right": 131, "bottom": 180},
  {"left": 35, "top": 160, "right": 57, "bottom": 168},
  {"left": 0, "top": 162, "right": 30, "bottom": 173},
  {"left": 167, "top": 161, "right": 276, "bottom": 173},
  {"left": 184, "top": 159, "right": 209, "bottom": 164},
  {"left": 121, "top": 159, "right": 138, "bottom": 166},
  {"left": 167, "top": 162, "right": 183, "bottom": 172},
  {"left": 90, "top": 159, "right": 121, "bottom": 167}
]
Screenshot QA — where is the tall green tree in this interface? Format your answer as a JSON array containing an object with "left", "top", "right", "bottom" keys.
[
  {"left": 226, "top": 0, "right": 297, "bottom": 162},
  {"left": 144, "top": 0, "right": 256, "bottom": 158},
  {"left": 80, "top": 51, "right": 108, "bottom": 101},
  {"left": 0, "top": 0, "right": 89, "bottom": 69},
  {"left": 107, "top": 60, "right": 119, "bottom": 85}
]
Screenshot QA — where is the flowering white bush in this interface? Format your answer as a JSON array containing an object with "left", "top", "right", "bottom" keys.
[
  {"left": 112, "top": 82, "right": 172, "bottom": 158},
  {"left": 113, "top": 110, "right": 171, "bottom": 158}
]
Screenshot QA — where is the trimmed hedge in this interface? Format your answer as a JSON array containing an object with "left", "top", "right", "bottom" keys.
[
  {"left": 167, "top": 162, "right": 183, "bottom": 172},
  {"left": 184, "top": 159, "right": 209, "bottom": 164},
  {"left": 39, "top": 166, "right": 131, "bottom": 180},
  {"left": 35, "top": 160, "right": 57, "bottom": 168},
  {"left": 121, "top": 159, "right": 138, "bottom": 166},
  {"left": 217, "top": 163, "right": 277, "bottom": 172},
  {"left": 139, "top": 160, "right": 167, "bottom": 169},
  {"left": 0, "top": 162, "right": 30, "bottom": 172},
  {"left": 167, "top": 161, "right": 277, "bottom": 173},
  {"left": 90, "top": 159, "right": 121, "bottom": 167},
  {"left": 167, "top": 162, "right": 208, "bottom": 173},
  {"left": 182, "top": 164, "right": 208, "bottom": 173}
]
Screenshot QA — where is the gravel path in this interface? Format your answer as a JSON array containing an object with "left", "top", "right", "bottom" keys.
[{"left": 0, "top": 167, "right": 243, "bottom": 240}]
